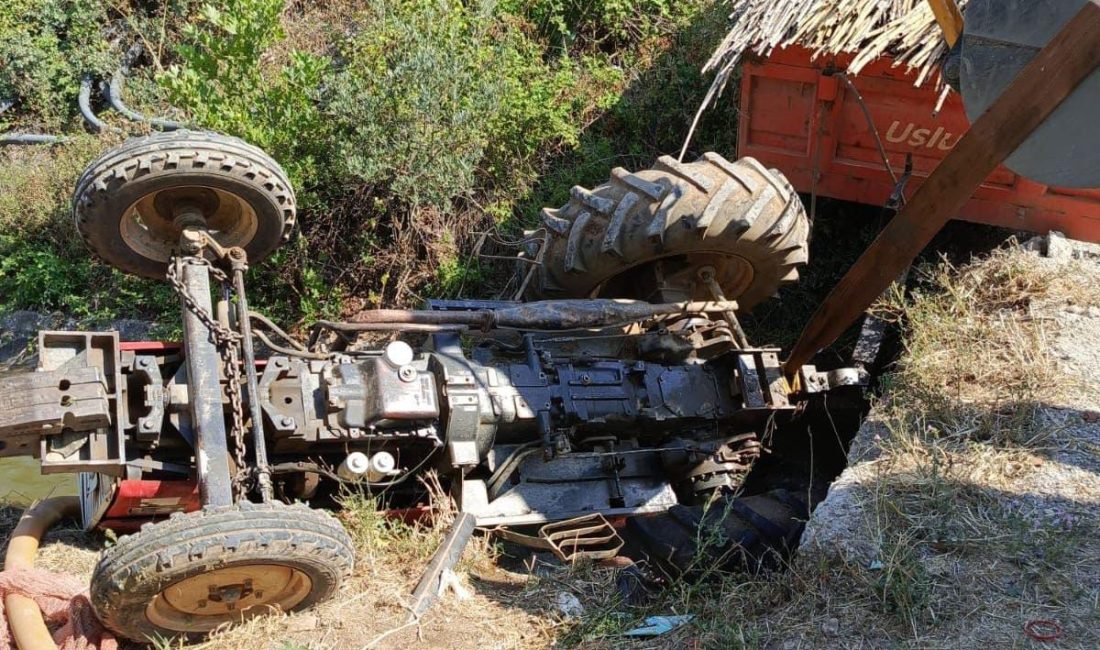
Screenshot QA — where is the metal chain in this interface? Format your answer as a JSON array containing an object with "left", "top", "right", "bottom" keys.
[{"left": 167, "top": 257, "right": 252, "bottom": 495}]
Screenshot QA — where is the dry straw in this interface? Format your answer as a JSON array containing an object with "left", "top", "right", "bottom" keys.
[{"left": 704, "top": 0, "right": 968, "bottom": 92}]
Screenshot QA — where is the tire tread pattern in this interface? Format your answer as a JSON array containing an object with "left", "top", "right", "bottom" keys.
[
  {"left": 90, "top": 502, "right": 354, "bottom": 642},
  {"left": 526, "top": 153, "right": 809, "bottom": 310},
  {"left": 73, "top": 130, "right": 297, "bottom": 278}
]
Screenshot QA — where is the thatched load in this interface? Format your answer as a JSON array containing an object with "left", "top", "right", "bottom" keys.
[{"left": 704, "top": 0, "right": 966, "bottom": 91}]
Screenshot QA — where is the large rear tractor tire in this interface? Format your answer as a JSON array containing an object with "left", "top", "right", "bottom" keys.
[
  {"left": 90, "top": 502, "right": 354, "bottom": 643},
  {"left": 625, "top": 486, "right": 822, "bottom": 577},
  {"left": 524, "top": 153, "right": 808, "bottom": 310},
  {"left": 73, "top": 130, "right": 297, "bottom": 279}
]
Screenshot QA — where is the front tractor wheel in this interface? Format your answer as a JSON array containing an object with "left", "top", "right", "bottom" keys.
[
  {"left": 90, "top": 502, "right": 354, "bottom": 642},
  {"left": 73, "top": 130, "right": 297, "bottom": 279}
]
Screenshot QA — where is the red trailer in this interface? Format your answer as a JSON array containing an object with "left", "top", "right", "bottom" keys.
[{"left": 737, "top": 45, "right": 1100, "bottom": 242}]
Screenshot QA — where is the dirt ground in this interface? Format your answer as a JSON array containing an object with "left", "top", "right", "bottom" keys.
[
  {"left": 796, "top": 235, "right": 1100, "bottom": 649},
  {"left": 2, "top": 236, "right": 1099, "bottom": 649}
]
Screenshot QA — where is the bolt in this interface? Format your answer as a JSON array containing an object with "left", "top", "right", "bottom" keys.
[
  {"left": 219, "top": 586, "right": 243, "bottom": 603},
  {"left": 142, "top": 420, "right": 156, "bottom": 431},
  {"left": 398, "top": 366, "right": 417, "bottom": 382},
  {"left": 280, "top": 416, "right": 295, "bottom": 428}
]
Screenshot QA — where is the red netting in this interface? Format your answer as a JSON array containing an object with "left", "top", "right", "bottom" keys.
[{"left": 0, "top": 568, "right": 117, "bottom": 650}]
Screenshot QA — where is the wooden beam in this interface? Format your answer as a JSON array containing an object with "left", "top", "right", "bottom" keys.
[
  {"left": 786, "top": 1, "right": 1100, "bottom": 376},
  {"left": 926, "top": 0, "right": 965, "bottom": 47}
]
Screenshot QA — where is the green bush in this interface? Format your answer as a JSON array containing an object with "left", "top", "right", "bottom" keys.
[
  {"left": 326, "top": 0, "right": 514, "bottom": 208},
  {"left": 160, "top": 0, "right": 329, "bottom": 191},
  {"left": 501, "top": 0, "right": 679, "bottom": 51},
  {"left": 0, "top": 138, "right": 177, "bottom": 321},
  {"left": 0, "top": 239, "right": 174, "bottom": 321},
  {"left": 1, "top": 0, "right": 739, "bottom": 323},
  {"left": 0, "top": 0, "right": 115, "bottom": 129},
  {"left": 325, "top": 0, "right": 601, "bottom": 208}
]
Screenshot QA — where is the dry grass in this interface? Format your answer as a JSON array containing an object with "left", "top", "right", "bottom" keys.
[
  {"left": 0, "top": 136, "right": 119, "bottom": 242},
  {"left": 881, "top": 245, "right": 1100, "bottom": 402},
  {"left": 788, "top": 243, "right": 1100, "bottom": 648},
  {"left": 189, "top": 476, "right": 553, "bottom": 650}
]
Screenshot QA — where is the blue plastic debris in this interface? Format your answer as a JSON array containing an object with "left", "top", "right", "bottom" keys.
[{"left": 623, "top": 615, "right": 694, "bottom": 637}]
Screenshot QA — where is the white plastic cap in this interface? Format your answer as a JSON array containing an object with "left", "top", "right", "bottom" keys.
[
  {"left": 337, "top": 452, "right": 370, "bottom": 481},
  {"left": 366, "top": 451, "right": 399, "bottom": 482},
  {"left": 383, "top": 341, "right": 415, "bottom": 368}
]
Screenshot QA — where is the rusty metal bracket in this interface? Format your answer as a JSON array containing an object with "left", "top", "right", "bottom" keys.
[
  {"left": 494, "top": 513, "right": 624, "bottom": 562},
  {"left": 798, "top": 365, "right": 869, "bottom": 394},
  {"left": 735, "top": 350, "right": 790, "bottom": 409}
]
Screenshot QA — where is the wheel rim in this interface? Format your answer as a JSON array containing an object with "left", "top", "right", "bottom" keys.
[
  {"left": 595, "top": 252, "right": 755, "bottom": 302},
  {"left": 145, "top": 563, "right": 313, "bottom": 633},
  {"left": 120, "top": 185, "right": 260, "bottom": 264}
]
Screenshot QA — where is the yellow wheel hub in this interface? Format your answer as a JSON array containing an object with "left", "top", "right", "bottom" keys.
[{"left": 145, "top": 563, "right": 313, "bottom": 633}]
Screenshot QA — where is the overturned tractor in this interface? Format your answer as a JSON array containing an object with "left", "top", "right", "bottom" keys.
[{"left": 0, "top": 131, "right": 862, "bottom": 642}]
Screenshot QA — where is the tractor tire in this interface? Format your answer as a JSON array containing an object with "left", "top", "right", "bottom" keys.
[
  {"left": 90, "top": 502, "right": 353, "bottom": 642},
  {"left": 625, "top": 487, "right": 819, "bottom": 578},
  {"left": 73, "top": 130, "right": 297, "bottom": 279},
  {"left": 524, "top": 153, "right": 808, "bottom": 310}
]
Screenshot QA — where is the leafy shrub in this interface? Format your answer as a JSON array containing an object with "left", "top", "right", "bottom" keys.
[
  {"left": 0, "top": 0, "right": 115, "bottom": 129},
  {"left": 0, "top": 237, "right": 177, "bottom": 321},
  {"left": 0, "top": 139, "right": 177, "bottom": 320},
  {"left": 501, "top": 0, "right": 679, "bottom": 51},
  {"left": 160, "top": 0, "right": 329, "bottom": 191},
  {"left": 325, "top": 0, "right": 602, "bottom": 208},
  {"left": 325, "top": 0, "right": 511, "bottom": 208}
]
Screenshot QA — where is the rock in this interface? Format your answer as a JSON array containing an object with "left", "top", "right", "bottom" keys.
[
  {"left": 110, "top": 318, "right": 154, "bottom": 341},
  {"left": 800, "top": 414, "right": 888, "bottom": 564},
  {"left": 0, "top": 310, "right": 50, "bottom": 369},
  {"left": 554, "top": 592, "right": 585, "bottom": 618},
  {"left": 1046, "top": 231, "right": 1071, "bottom": 260},
  {"left": 1021, "top": 235, "right": 1046, "bottom": 254},
  {"left": 821, "top": 617, "right": 840, "bottom": 637}
]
